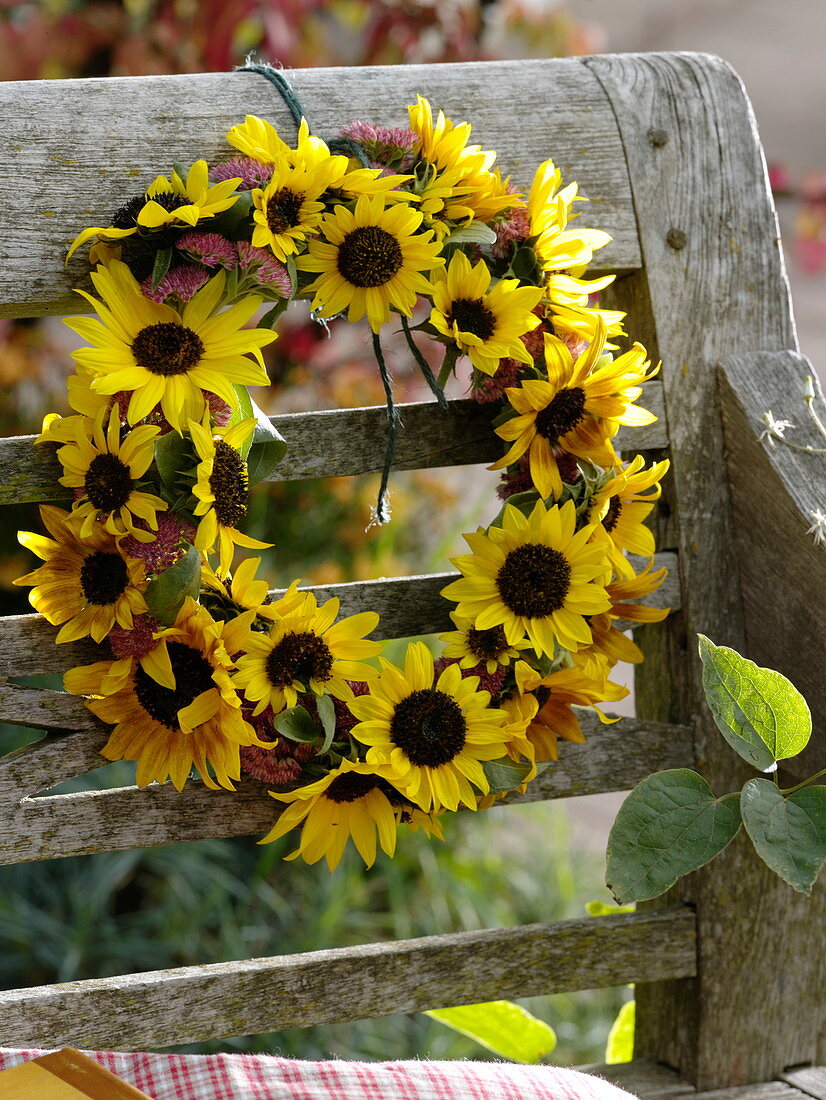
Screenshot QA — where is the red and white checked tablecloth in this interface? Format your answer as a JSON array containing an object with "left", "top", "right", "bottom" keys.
[{"left": 0, "top": 1048, "right": 639, "bottom": 1100}]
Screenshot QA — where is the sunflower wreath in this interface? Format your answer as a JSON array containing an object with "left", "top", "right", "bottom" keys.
[{"left": 16, "top": 65, "right": 670, "bottom": 872}]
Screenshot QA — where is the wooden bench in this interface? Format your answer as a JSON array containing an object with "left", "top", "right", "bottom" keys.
[{"left": 0, "top": 51, "right": 823, "bottom": 1097}]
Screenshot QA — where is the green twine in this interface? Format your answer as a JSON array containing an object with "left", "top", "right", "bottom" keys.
[
  {"left": 401, "top": 316, "right": 448, "bottom": 410},
  {"left": 238, "top": 58, "right": 449, "bottom": 524},
  {"left": 235, "top": 60, "right": 305, "bottom": 131},
  {"left": 371, "top": 333, "right": 399, "bottom": 525}
]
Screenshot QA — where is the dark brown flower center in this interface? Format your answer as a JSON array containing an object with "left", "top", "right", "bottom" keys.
[
  {"left": 325, "top": 772, "right": 380, "bottom": 804},
  {"left": 84, "top": 453, "right": 133, "bottom": 512},
  {"left": 467, "top": 624, "right": 509, "bottom": 662},
  {"left": 266, "top": 187, "right": 304, "bottom": 234},
  {"left": 133, "top": 640, "right": 215, "bottom": 731},
  {"left": 111, "top": 195, "right": 145, "bottom": 230},
  {"left": 266, "top": 631, "right": 334, "bottom": 689},
  {"left": 390, "top": 689, "right": 467, "bottom": 767},
  {"left": 602, "top": 495, "right": 623, "bottom": 534},
  {"left": 535, "top": 387, "right": 587, "bottom": 442},
  {"left": 147, "top": 190, "right": 185, "bottom": 213},
  {"left": 449, "top": 297, "right": 496, "bottom": 341},
  {"left": 79, "top": 549, "right": 129, "bottom": 605},
  {"left": 209, "top": 441, "right": 248, "bottom": 528},
  {"left": 132, "top": 322, "right": 205, "bottom": 376},
  {"left": 337, "top": 226, "right": 403, "bottom": 287},
  {"left": 496, "top": 542, "right": 571, "bottom": 618}
]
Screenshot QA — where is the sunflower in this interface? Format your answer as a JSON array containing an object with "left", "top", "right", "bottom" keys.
[
  {"left": 439, "top": 611, "right": 527, "bottom": 674},
  {"left": 251, "top": 156, "right": 341, "bottom": 262},
  {"left": 233, "top": 592, "right": 381, "bottom": 715},
  {"left": 66, "top": 161, "right": 242, "bottom": 261},
  {"left": 588, "top": 455, "right": 671, "bottom": 577},
  {"left": 296, "top": 194, "right": 444, "bottom": 332},
  {"left": 349, "top": 641, "right": 510, "bottom": 813},
  {"left": 575, "top": 563, "right": 669, "bottom": 669},
  {"left": 200, "top": 557, "right": 303, "bottom": 625},
  {"left": 189, "top": 416, "right": 271, "bottom": 576},
  {"left": 526, "top": 158, "right": 611, "bottom": 275},
  {"left": 65, "top": 261, "right": 275, "bottom": 431},
  {"left": 442, "top": 498, "right": 611, "bottom": 657},
  {"left": 260, "top": 760, "right": 403, "bottom": 870},
  {"left": 491, "top": 321, "right": 659, "bottom": 500},
  {"left": 15, "top": 505, "right": 147, "bottom": 643},
  {"left": 56, "top": 406, "right": 167, "bottom": 543},
  {"left": 408, "top": 96, "right": 519, "bottom": 230},
  {"left": 65, "top": 598, "right": 260, "bottom": 790},
  {"left": 429, "top": 251, "right": 543, "bottom": 376},
  {"left": 511, "top": 659, "right": 627, "bottom": 762},
  {"left": 227, "top": 115, "right": 317, "bottom": 167}
]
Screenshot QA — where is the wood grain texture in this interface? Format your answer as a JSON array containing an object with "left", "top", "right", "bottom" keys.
[
  {"left": 779, "top": 1070, "right": 826, "bottom": 1100},
  {"left": 593, "top": 1061, "right": 822, "bottom": 1100},
  {"left": 0, "top": 549, "right": 679, "bottom": 677},
  {"left": 0, "top": 712, "right": 692, "bottom": 863},
  {"left": 0, "top": 59, "right": 640, "bottom": 319},
  {"left": 585, "top": 52, "right": 823, "bottom": 1087},
  {"left": 718, "top": 352, "right": 826, "bottom": 778},
  {"left": 0, "top": 384, "right": 667, "bottom": 507},
  {"left": 0, "top": 908, "right": 695, "bottom": 1048}
]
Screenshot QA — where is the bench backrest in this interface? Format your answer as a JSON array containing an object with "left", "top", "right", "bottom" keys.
[{"left": 0, "top": 53, "right": 823, "bottom": 1090}]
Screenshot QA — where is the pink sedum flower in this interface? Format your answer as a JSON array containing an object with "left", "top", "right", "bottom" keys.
[
  {"left": 141, "top": 265, "right": 210, "bottom": 304},
  {"left": 109, "top": 613, "right": 164, "bottom": 661},
  {"left": 236, "top": 241, "right": 292, "bottom": 297},
  {"left": 211, "top": 155, "right": 272, "bottom": 191},
  {"left": 176, "top": 231, "right": 239, "bottom": 270},
  {"left": 121, "top": 512, "right": 196, "bottom": 574}
]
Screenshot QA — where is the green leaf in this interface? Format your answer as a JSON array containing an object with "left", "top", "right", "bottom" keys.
[
  {"left": 489, "top": 490, "right": 541, "bottom": 528},
  {"left": 698, "top": 635, "right": 811, "bottom": 769},
  {"left": 274, "top": 706, "right": 323, "bottom": 745},
  {"left": 246, "top": 399, "right": 288, "bottom": 487},
  {"left": 259, "top": 298, "right": 290, "bottom": 329},
  {"left": 228, "top": 385, "right": 255, "bottom": 455},
  {"left": 605, "top": 769, "right": 742, "bottom": 904},
  {"left": 510, "top": 243, "right": 542, "bottom": 284},
  {"left": 585, "top": 900, "right": 635, "bottom": 917},
  {"left": 153, "top": 430, "right": 194, "bottom": 491},
  {"left": 426, "top": 1001, "right": 556, "bottom": 1063},
  {"left": 605, "top": 999, "right": 635, "bottom": 1064},
  {"left": 151, "top": 247, "right": 173, "bottom": 289},
  {"left": 143, "top": 546, "right": 201, "bottom": 625},
  {"left": 442, "top": 221, "right": 497, "bottom": 247},
  {"left": 315, "top": 694, "right": 337, "bottom": 754},
  {"left": 741, "top": 778, "right": 826, "bottom": 895},
  {"left": 483, "top": 756, "right": 546, "bottom": 794}
]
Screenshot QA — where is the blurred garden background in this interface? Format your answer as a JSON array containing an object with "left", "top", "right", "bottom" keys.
[{"left": 0, "top": 0, "right": 822, "bottom": 1065}]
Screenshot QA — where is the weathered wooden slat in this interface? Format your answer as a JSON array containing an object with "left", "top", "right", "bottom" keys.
[
  {"left": 586, "top": 1060, "right": 695, "bottom": 1099},
  {"left": 586, "top": 52, "right": 824, "bottom": 1088},
  {"left": 0, "top": 549, "right": 679, "bottom": 678},
  {"left": 0, "top": 60, "right": 640, "bottom": 320},
  {"left": 0, "top": 384, "right": 666, "bottom": 507},
  {"left": 0, "top": 907, "right": 695, "bottom": 1048},
  {"left": 779, "top": 1069, "right": 826, "bottom": 1100},
  {"left": 0, "top": 712, "right": 693, "bottom": 862},
  {"left": 595, "top": 1061, "right": 819, "bottom": 1100},
  {"left": 718, "top": 352, "right": 826, "bottom": 779}
]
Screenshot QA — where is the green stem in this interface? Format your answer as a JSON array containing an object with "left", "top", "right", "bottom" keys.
[
  {"left": 777, "top": 438, "right": 826, "bottom": 456},
  {"left": 780, "top": 766, "right": 826, "bottom": 796},
  {"left": 804, "top": 376, "right": 826, "bottom": 443}
]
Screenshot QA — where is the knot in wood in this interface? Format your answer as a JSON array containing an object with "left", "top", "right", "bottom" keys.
[
  {"left": 647, "top": 127, "right": 669, "bottom": 147},
  {"left": 666, "top": 228, "right": 687, "bottom": 251}
]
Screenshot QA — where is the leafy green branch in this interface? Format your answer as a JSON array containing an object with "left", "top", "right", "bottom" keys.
[{"left": 606, "top": 636, "right": 825, "bottom": 903}]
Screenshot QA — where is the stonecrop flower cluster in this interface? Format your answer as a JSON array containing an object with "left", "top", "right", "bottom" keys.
[{"left": 16, "top": 95, "right": 669, "bottom": 871}]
